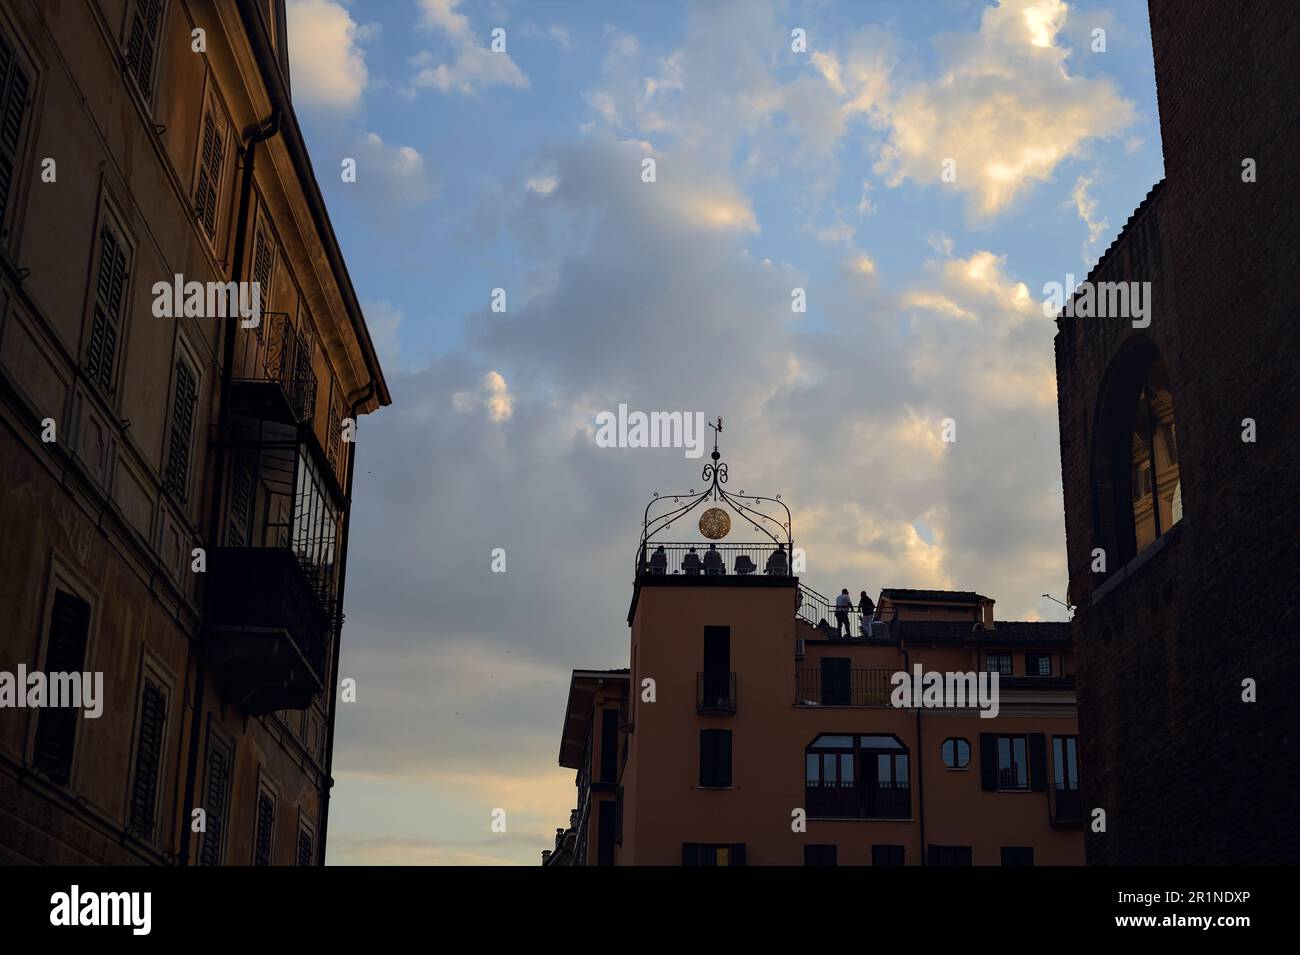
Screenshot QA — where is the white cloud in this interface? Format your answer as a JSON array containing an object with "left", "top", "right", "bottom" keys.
[
  {"left": 452, "top": 371, "right": 515, "bottom": 422},
  {"left": 1071, "top": 173, "right": 1109, "bottom": 265},
  {"left": 286, "top": 0, "right": 369, "bottom": 110},
  {"left": 351, "top": 132, "right": 438, "bottom": 204},
  {"left": 411, "top": 0, "right": 529, "bottom": 95},
  {"left": 868, "top": 0, "right": 1138, "bottom": 217}
]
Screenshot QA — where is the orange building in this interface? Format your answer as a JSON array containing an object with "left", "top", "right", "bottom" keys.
[{"left": 548, "top": 442, "right": 1083, "bottom": 866}]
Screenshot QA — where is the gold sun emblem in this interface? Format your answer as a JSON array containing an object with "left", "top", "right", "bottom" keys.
[{"left": 699, "top": 507, "right": 731, "bottom": 540}]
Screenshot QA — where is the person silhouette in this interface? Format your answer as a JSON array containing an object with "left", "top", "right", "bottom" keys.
[{"left": 835, "top": 588, "right": 853, "bottom": 638}]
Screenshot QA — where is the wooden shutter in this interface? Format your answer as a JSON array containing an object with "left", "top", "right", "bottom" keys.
[
  {"left": 251, "top": 228, "right": 273, "bottom": 339},
  {"left": 804, "top": 844, "right": 837, "bottom": 866},
  {"left": 199, "top": 737, "right": 232, "bottom": 866},
  {"left": 872, "top": 844, "right": 904, "bottom": 866},
  {"left": 164, "top": 359, "right": 198, "bottom": 499},
  {"left": 1028, "top": 733, "right": 1048, "bottom": 791},
  {"left": 729, "top": 843, "right": 746, "bottom": 866},
  {"left": 297, "top": 829, "right": 314, "bottom": 866},
  {"left": 0, "top": 32, "right": 30, "bottom": 240},
  {"left": 821, "top": 657, "right": 850, "bottom": 705},
  {"left": 699, "top": 729, "right": 732, "bottom": 787},
  {"left": 254, "top": 791, "right": 275, "bottom": 865},
  {"left": 32, "top": 591, "right": 91, "bottom": 784},
  {"left": 128, "top": 677, "right": 167, "bottom": 836},
  {"left": 326, "top": 385, "right": 343, "bottom": 471},
  {"left": 125, "top": 0, "right": 164, "bottom": 96},
  {"left": 979, "top": 733, "right": 997, "bottom": 791},
  {"left": 85, "top": 225, "right": 128, "bottom": 392},
  {"left": 227, "top": 458, "right": 253, "bottom": 546},
  {"left": 682, "top": 843, "right": 700, "bottom": 866},
  {"left": 599, "top": 708, "right": 619, "bottom": 783},
  {"left": 614, "top": 786, "right": 624, "bottom": 845},
  {"left": 195, "top": 108, "right": 225, "bottom": 237}
]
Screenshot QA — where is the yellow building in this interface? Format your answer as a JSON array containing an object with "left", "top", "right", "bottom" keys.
[{"left": 0, "top": 0, "right": 389, "bottom": 864}]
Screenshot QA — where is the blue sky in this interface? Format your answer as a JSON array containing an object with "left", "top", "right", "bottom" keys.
[{"left": 285, "top": 0, "right": 1163, "bottom": 865}]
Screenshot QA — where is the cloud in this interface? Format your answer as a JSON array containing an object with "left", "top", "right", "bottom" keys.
[
  {"left": 411, "top": 0, "right": 529, "bottom": 95},
  {"left": 868, "top": 0, "right": 1138, "bottom": 217},
  {"left": 1071, "top": 173, "right": 1109, "bottom": 264},
  {"left": 362, "top": 300, "right": 404, "bottom": 374},
  {"left": 286, "top": 0, "right": 369, "bottom": 110},
  {"left": 452, "top": 371, "right": 514, "bottom": 422},
  {"left": 347, "top": 132, "right": 439, "bottom": 205}
]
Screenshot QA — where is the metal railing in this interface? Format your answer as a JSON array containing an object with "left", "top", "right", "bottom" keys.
[
  {"left": 796, "top": 583, "right": 896, "bottom": 639},
  {"left": 237, "top": 311, "right": 317, "bottom": 423},
  {"left": 795, "top": 668, "right": 894, "bottom": 706},
  {"left": 637, "top": 542, "right": 793, "bottom": 578},
  {"left": 697, "top": 672, "right": 737, "bottom": 714},
  {"left": 806, "top": 783, "right": 911, "bottom": 820}
]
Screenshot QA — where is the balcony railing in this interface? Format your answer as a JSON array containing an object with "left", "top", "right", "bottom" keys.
[
  {"left": 1052, "top": 786, "right": 1083, "bottom": 824},
  {"left": 232, "top": 311, "right": 317, "bottom": 425},
  {"left": 637, "top": 542, "right": 794, "bottom": 579},
  {"left": 697, "top": 672, "right": 737, "bottom": 714},
  {"left": 796, "top": 584, "right": 896, "bottom": 640},
  {"left": 207, "top": 546, "right": 332, "bottom": 714},
  {"left": 795, "top": 668, "right": 894, "bottom": 706},
  {"left": 806, "top": 783, "right": 911, "bottom": 820}
]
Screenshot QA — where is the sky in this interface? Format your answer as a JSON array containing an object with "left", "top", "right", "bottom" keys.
[{"left": 283, "top": 0, "right": 1164, "bottom": 865}]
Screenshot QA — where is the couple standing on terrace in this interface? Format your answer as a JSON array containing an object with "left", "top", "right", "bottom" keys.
[{"left": 834, "top": 589, "right": 877, "bottom": 638}]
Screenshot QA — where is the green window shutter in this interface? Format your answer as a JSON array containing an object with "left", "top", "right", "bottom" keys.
[
  {"left": 164, "top": 359, "right": 198, "bottom": 500},
  {"left": 0, "top": 33, "right": 30, "bottom": 240},
  {"left": 199, "top": 738, "right": 231, "bottom": 866},
  {"left": 85, "top": 226, "right": 128, "bottom": 392},
  {"left": 33, "top": 592, "right": 91, "bottom": 784},
  {"left": 128, "top": 678, "right": 167, "bottom": 837}
]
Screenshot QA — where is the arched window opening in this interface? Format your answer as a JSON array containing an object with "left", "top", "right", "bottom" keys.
[{"left": 1127, "top": 353, "right": 1182, "bottom": 553}]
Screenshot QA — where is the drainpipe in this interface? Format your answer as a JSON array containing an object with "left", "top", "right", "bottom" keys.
[
  {"left": 179, "top": 110, "right": 282, "bottom": 866},
  {"left": 904, "top": 648, "right": 927, "bottom": 866},
  {"left": 316, "top": 380, "right": 374, "bottom": 863}
]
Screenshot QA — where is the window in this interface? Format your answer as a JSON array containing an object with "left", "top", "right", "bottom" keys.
[
  {"left": 124, "top": 0, "right": 165, "bottom": 100},
  {"left": 1095, "top": 344, "right": 1183, "bottom": 565},
  {"left": 615, "top": 786, "right": 624, "bottom": 845},
  {"left": 699, "top": 729, "right": 732, "bottom": 788},
  {"left": 941, "top": 737, "right": 970, "bottom": 770},
  {"left": 805, "top": 734, "right": 909, "bottom": 819},
  {"left": 596, "top": 800, "right": 616, "bottom": 866},
  {"left": 682, "top": 843, "right": 746, "bottom": 866},
  {"left": 32, "top": 591, "right": 91, "bottom": 784},
  {"left": 984, "top": 653, "right": 1012, "bottom": 676},
  {"left": 804, "top": 844, "right": 837, "bottom": 866},
  {"left": 84, "top": 218, "right": 131, "bottom": 394},
  {"left": 164, "top": 356, "right": 199, "bottom": 501},
  {"left": 1053, "top": 736, "right": 1080, "bottom": 790},
  {"left": 297, "top": 828, "right": 314, "bottom": 866},
  {"left": 981, "top": 733, "right": 1047, "bottom": 792},
  {"left": 199, "top": 732, "right": 232, "bottom": 866},
  {"left": 1026, "top": 653, "right": 1052, "bottom": 676},
  {"left": 928, "top": 845, "right": 972, "bottom": 866},
  {"left": 1001, "top": 846, "right": 1034, "bottom": 866},
  {"left": 326, "top": 384, "right": 345, "bottom": 474},
  {"left": 253, "top": 786, "right": 276, "bottom": 865},
  {"left": 250, "top": 225, "right": 274, "bottom": 339},
  {"left": 128, "top": 675, "right": 167, "bottom": 839},
  {"left": 0, "top": 28, "right": 32, "bottom": 244},
  {"left": 194, "top": 101, "right": 227, "bottom": 240},
  {"left": 600, "top": 708, "right": 619, "bottom": 783},
  {"left": 872, "top": 845, "right": 905, "bottom": 866}
]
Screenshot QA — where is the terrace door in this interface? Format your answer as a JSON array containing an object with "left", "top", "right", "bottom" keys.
[{"left": 703, "top": 626, "right": 730, "bottom": 706}]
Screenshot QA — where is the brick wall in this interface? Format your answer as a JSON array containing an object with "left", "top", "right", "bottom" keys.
[{"left": 1053, "top": 0, "right": 1300, "bottom": 863}]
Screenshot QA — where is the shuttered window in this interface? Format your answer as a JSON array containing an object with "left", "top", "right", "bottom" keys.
[
  {"left": 227, "top": 458, "right": 253, "bottom": 546},
  {"left": 699, "top": 729, "right": 732, "bottom": 788},
  {"left": 254, "top": 790, "right": 275, "bottom": 865},
  {"left": 125, "top": 0, "right": 164, "bottom": 98},
  {"left": 128, "top": 677, "right": 167, "bottom": 838},
  {"left": 682, "top": 843, "right": 746, "bottom": 866},
  {"left": 297, "top": 828, "right": 314, "bottom": 866},
  {"left": 32, "top": 591, "right": 91, "bottom": 784},
  {"left": 927, "top": 845, "right": 973, "bottom": 866},
  {"left": 194, "top": 108, "right": 225, "bottom": 238},
  {"left": 85, "top": 223, "right": 129, "bottom": 393},
  {"left": 872, "top": 844, "right": 905, "bottom": 866},
  {"left": 804, "top": 844, "right": 837, "bottom": 866},
  {"left": 164, "top": 358, "right": 198, "bottom": 500},
  {"left": 326, "top": 385, "right": 343, "bottom": 472},
  {"left": 199, "top": 736, "right": 232, "bottom": 866},
  {"left": 0, "top": 31, "right": 31, "bottom": 242},
  {"left": 251, "top": 227, "right": 273, "bottom": 340}
]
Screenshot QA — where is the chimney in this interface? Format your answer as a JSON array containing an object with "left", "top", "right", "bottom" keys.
[{"left": 541, "top": 850, "right": 552, "bottom": 864}]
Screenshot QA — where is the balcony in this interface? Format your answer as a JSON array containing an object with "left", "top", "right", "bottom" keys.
[
  {"left": 207, "top": 546, "right": 331, "bottom": 714},
  {"left": 230, "top": 311, "right": 317, "bottom": 425},
  {"left": 795, "top": 667, "right": 894, "bottom": 706},
  {"left": 796, "top": 584, "right": 897, "bottom": 640},
  {"left": 697, "top": 672, "right": 737, "bottom": 714},
  {"left": 806, "top": 783, "right": 911, "bottom": 820},
  {"left": 1051, "top": 786, "right": 1084, "bottom": 825},
  {"left": 637, "top": 542, "right": 794, "bottom": 579}
]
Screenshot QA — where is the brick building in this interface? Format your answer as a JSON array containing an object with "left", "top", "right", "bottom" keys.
[
  {"left": 1052, "top": 0, "right": 1299, "bottom": 863},
  {"left": 0, "top": 0, "right": 389, "bottom": 864}
]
